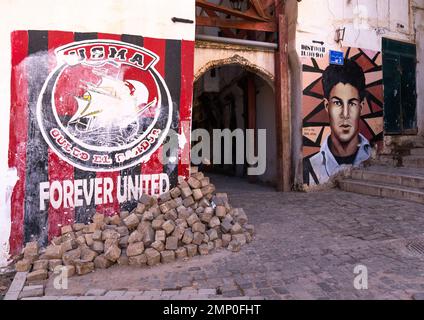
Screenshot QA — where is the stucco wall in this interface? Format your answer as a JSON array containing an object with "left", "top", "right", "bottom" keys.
[{"left": 0, "top": 0, "right": 195, "bottom": 267}]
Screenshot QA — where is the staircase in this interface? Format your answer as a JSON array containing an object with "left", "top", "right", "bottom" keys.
[{"left": 338, "top": 142, "right": 424, "bottom": 204}]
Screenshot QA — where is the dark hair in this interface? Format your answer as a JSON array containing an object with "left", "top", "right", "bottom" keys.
[{"left": 322, "top": 59, "right": 366, "bottom": 100}]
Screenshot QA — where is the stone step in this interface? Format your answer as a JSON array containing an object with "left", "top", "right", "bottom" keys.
[
  {"left": 402, "top": 156, "right": 424, "bottom": 168},
  {"left": 411, "top": 148, "right": 424, "bottom": 156},
  {"left": 338, "top": 179, "right": 424, "bottom": 205},
  {"left": 352, "top": 168, "right": 424, "bottom": 189},
  {"left": 373, "top": 155, "right": 399, "bottom": 167}
]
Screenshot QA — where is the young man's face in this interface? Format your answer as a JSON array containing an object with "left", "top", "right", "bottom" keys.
[{"left": 324, "top": 83, "right": 363, "bottom": 144}]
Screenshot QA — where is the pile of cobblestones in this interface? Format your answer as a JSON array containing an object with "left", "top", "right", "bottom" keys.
[{"left": 13, "top": 169, "right": 254, "bottom": 281}]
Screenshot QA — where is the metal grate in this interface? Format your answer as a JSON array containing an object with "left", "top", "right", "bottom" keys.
[{"left": 406, "top": 241, "right": 424, "bottom": 256}]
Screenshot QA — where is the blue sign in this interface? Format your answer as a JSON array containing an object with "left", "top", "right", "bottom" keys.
[{"left": 329, "top": 50, "right": 344, "bottom": 65}]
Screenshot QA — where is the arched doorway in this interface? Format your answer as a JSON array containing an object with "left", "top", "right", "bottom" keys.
[{"left": 192, "top": 63, "right": 277, "bottom": 188}]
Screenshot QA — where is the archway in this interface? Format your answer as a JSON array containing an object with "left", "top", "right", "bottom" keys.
[{"left": 192, "top": 63, "right": 277, "bottom": 188}]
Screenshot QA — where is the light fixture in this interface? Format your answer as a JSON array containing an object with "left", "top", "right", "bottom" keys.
[
  {"left": 229, "top": 0, "right": 244, "bottom": 11},
  {"left": 335, "top": 27, "right": 346, "bottom": 43}
]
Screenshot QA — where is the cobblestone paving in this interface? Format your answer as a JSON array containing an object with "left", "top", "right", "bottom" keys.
[{"left": 40, "top": 174, "right": 424, "bottom": 300}]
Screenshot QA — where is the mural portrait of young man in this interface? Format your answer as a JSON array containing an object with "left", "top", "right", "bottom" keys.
[{"left": 302, "top": 48, "right": 384, "bottom": 186}]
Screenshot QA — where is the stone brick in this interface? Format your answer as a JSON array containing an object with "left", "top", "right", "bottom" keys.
[
  {"left": 155, "top": 230, "right": 166, "bottom": 242},
  {"left": 164, "top": 209, "right": 178, "bottom": 221},
  {"left": 92, "top": 241, "right": 104, "bottom": 254},
  {"left": 127, "top": 242, "right": 145, "bottom": 257},
  {"left": 81, "top": 247, "right": 98, "bottom": 262},
  {"left": 192, "top": 222, "right": 206, "bottom": 233},
  {"left": 244, "top": 224, "right": 255, "bottom": 236},
  {"left": 75, "top": 260, "right": 95, "bottom": 275},
  {"left": 175, "top": 247, "right": 187, "bottom": 259},
  {"left": 180, "top": 187, "right": 193, "bottom": 199},
  {"left": 232, "top": 234, "right": 246, "bottom": 246},
  {"left": 221, "top": 220, "right": 233, "bottom": 233},
  {"left": 198, "top": 244, "right": 209, "bottom": 255},
  {"left": 165, "top": 236, "right": 178, "bottom": 250},
  {"left": 195, "top": 207, "right": 205, "bottom": 214},
  {"left": 61, "top": 239, "right": 76, "bottom": 252},
  {"left": 159, "top": 191, "right": 172, "bottom": 203},
  {"left": 94, "top": 255, "right": 113, "bottom": 269},
  {"left": 151, "top": 241, "right": 165, "bottom": 252},
  {"left": 61, "top": 225, "right": 73, "bottom": 235},
  {"left": 45, "top": 245, "right": 64, "bottom": 260},
  {"left": 214, "top": 239, "right": 223, "bottom": 249},
  {"left": 192, "top": 232, "right": 204, "bottom": 245},
  {"left": 62, "top": 247, "right": 81, "bottom": 266},
  {"left": 182, "top": 229, "right": 194, "bottom": 245},
  {"left": 160, "top": 250, "right": 175, "bottom": 263},
  {"left": 51, "top": 237, "right": 62, "bottom": 246},
  {"left": 222, "top": 234, "right": 232, "bottom": 247},
  {"left": 228, "top": 240, "right": 241, "bottom": 252},
  {"left": 23, "top": 241, "right": 39, "bottom": 260},
  {"left": 109, "top": 214, "right": 121, "bottom": 226},
  {"left": 62, "top": 265, "right": 76, "bottom": 277},
  {"left": 162, "top": 220, "right": 176, "bottom": 235},
  {"left": 200, "top": 208, "right": 214, "bottom": 223},
  {"left": 192, "top": 189, "right": 203, "bottom": 201},
  {"left": 92, "top": 213, "right": 105, "bottom": 224},
  {"left": 141, "top": 224, "right": 155, "bottom": 246},
  {"left": 76, "top": 235, "right": 86, "bottom": 247},
  {"left": 201, "top": 184, "right": 215, "bottom": 196},
  {"left": 187, "top": 213, "right": 200, "bottom": 227},
  {"left": 116, "top": 226, "right": 129, "bottom": 237},
  {"left": 188, "top": 177, "right": 201, "bottom": 189},
  {"left": 245, "top": 232, "right": 253, "bottom": 243},
  {"left": 171, "top": 225, "right": 185, "bottom": 240},
  {"left": 136, "top": 202, "right": 147, "bottom": 214},
  {"left": 123, "top": 213, "right": 140, "bottom": 230},
  {"left": 150, "top": 206, "right": 161, "bottom": 218},
  {"left": 26, "top": 269, "right": 48, "bottom": 282},
  {"left": 185, "top": 244, "right": 198, "bottom": 257},
  {"left": 16, "top": 259, "right": 32, "bottom": 272},
  {"left": 48, "top": 259, "right": 62, "bottom": 271},
  {"left": 142, "top": 210, "right": 154, "bottom": 221},
  {"left": 145, "top": 248, "right": 161, "bottom": 266},
  {"left": 231, "top": 223, "right": 243, "bottom": 235},
  {"left": 104, "top": 245, "right": 121, "bottom": 262},
  {"left": 72, "top": 223, "right": 85, "bottom": 232},
  {"left": 176, "top": 219, "right": 188, "bottom": 228},
  {"left": 32, "top": 259, "right": 48, "bottom": 271},
  {"left": 207, "top": 229, "right": 219, "bottom": 241},
  {"left": 170, "top": 187, "right": 182, "bottom": 198},
  {"left": 120, "top": 210, "right": 130, "bottom": 220},
  {"left": 83, "top": 223, "right": 99, "bottom": 234},
  {"left": 129, "top": 230, "right": 143, "bottom": 243},
  {"left": 139, "top": 193, "right": 156, "bottom": 207},
  {"left": 128, "top": 254, "right": 147, "bottom": 267},
  {"left": 152, "top": 219, "right": 164, "bottom": 230},
  {"left": 102, "top": 229, "right": 120, "bottom": 241},
  {"left": 209, "top": 216, "right": 221, "bottom": 228},
  {"left": 183, "top": 196, "right": 195, "bottom": 208},
  {"left": 215, "top": 206, "right": 227, "bottom": 218},
  {"left": 177, "top": 208, "right": 191, "bottom": 221},
  {"left": 92, "top": 230, "right": 102, "bottom": 241},
  {"left": 202, "top": 233, "right": 209, "bottom": 243},
  {"left": 233, "top": 208, "right": 248, "bottom": 225},
  {"left": 207, "top": 241, "right": 214, "bottom": 251},
  {"left": 84, "top": 234, "right": 94, "bottom": 247}
]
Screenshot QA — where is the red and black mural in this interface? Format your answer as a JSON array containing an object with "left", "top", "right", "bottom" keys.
[{"left": 9, "top": 30, "right": 194, "bottom": 253}]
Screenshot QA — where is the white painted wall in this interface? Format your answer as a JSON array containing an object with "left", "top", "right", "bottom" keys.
[{"left": 0, "top": 0, "right": 195, "bottom": 267}]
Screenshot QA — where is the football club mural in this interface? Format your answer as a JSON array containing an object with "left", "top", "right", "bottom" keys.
[
  {"left": 302, "top": 47, "right": 384, "bottom": 186},
  {"left": 8, "top": 31, "right": 194, "bottom": 252}
]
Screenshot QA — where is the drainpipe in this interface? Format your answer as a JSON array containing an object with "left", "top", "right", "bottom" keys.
[{"left": 195, "top": 34, "right": 278, "bottom": 50}]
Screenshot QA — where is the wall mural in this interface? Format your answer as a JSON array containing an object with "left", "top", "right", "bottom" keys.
[
  {"left": 302, "top": 47, "right": 383, "bottom": 186},
  {"left": 8, "top": 30, "right": 194, "bottom": 253}
]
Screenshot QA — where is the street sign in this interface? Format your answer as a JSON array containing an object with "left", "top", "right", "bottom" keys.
[{"left": 329, "top": 50, "right": 344, "bottom": 65}]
